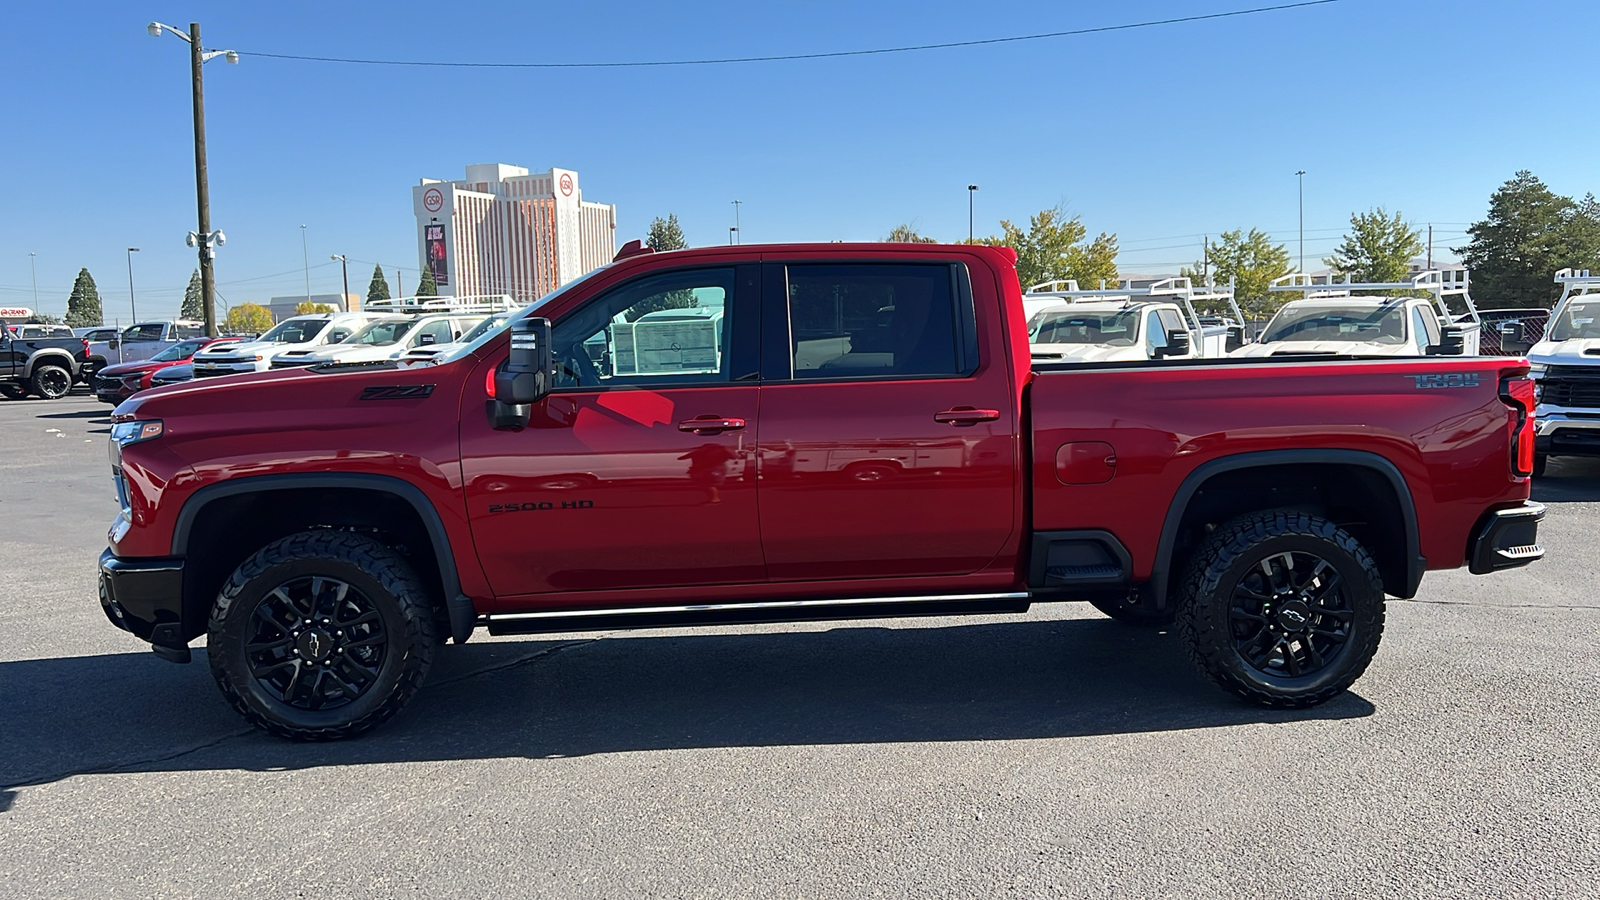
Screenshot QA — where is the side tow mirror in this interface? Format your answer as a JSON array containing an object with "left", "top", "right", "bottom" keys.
[
  {"left": 419, "top": 332, "right": 437, "bottom": 345},
  {"left": 1156, "top": 330, "right": 1191, "bottom": 358},
  {"left": 1499, "top": 320, "right": 1531, "bottom": 355},
  {"left": 490, "top": 318, "right": 554, "bottom": 429}
]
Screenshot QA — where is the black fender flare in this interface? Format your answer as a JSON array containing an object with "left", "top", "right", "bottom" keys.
[
  {"left": 172, "top": 472, "right": 476, "bottom": 642},
  {"left": 1150, "top": 448, "right": 1424, "bottom": 605},
  {"left": 25, "top": 349, "right": 78, "bottom": 378}
]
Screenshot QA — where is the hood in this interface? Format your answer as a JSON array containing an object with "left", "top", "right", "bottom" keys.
[
  {"left": 99, "top": 360, "right": 169, "bottom": 378},
  {"left": 287, "top": 343, "right": 399, "bottom": 363},
  {"left": 1229, "top": 339, "right": 1411, "bottom": 358},
  {"left": 1528, "top": 338, "right": 1600, "bottom": 366},
  {"left": 193, "top": 339, "right": 289, "bottom": 358},
  {"left": 1029, "top": 343, "right": 1148, "bottom": 363}
]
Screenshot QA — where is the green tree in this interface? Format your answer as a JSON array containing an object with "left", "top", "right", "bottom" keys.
[
  {"left": 224, "top": 303, "right": 274, "bottom": 334},
  {"left": 981, "top": 206, "right": 1118, "bottom": 290},
  {"left": 1181, "top": 228, "right": 1293, "bottom": 318},
  {"left": 294, "top": 302, "right": 337, "bottom": 315},
  {"left": 646, "top": 214, "right": 689, "bottom": 251},
  {"left": 884, "top": 224, "right": 937, "bottom": 243},
  {"left": 415, "top": 265, "right": 438, "bottom": 298},
  {"left": 1325, "top": 208, "right": 1424, "bottom": 285},
  {"left": 180, "top": 269, "right": 205, "bottom": 320},
  {"left": 1458, "top": 172, "right": 1600, "bottom": 308},
  {"left": 64, "top": 268, "right": 103, "bottom": 327},
  {"left": 366, "top": 264, "right": 391, "bottom": 307}
]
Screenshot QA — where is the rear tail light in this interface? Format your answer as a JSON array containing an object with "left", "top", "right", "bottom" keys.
[{"left": 1500, "top": 376, "right": 1537, "bottom": 477}]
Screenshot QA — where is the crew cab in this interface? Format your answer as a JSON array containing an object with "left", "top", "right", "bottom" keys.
[
  {"left": 99, "top": 242, "right": 1544, "bottom": 741},
  {"left": 190, "top": 311, "right": 380, "bottom": 378},
  {"left": 0, "top": 326, "right": 90, "bottom": 399},
  {"left": 86, "top": 321, "right": 206, "bottom": 375},
  {"left": 1504, "top": 268, "right": 1600, "bottom": 475}
]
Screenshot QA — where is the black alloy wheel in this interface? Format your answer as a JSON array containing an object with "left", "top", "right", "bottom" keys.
[
  {"left": 244, "top": 575, "right": 388, "bottom": 711},
  {"left": 209, "top": 531, "right": 436, "bottom": 740},
  {"left": 1177, "top": 511, "right": 1384, "bottom": 709},
  {"left": 29, "top": 364, "right": 72, "bottom": 400}
]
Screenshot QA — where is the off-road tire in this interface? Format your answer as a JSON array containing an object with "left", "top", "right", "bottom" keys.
[
  {"left": 27, "top": 364, "right": 72, "bottom": 400},
  {"left": 1176, "top": 511, "right": 1384, "bottom": 709},
  {"left": 208, "top": 530, "right": 436, "bottom": 741},
  {"left": 1089, "top": 595, "right": 1177, "bottom": 627},
  {"left": 1532, "top": 453, "right": 1548, "bottom": 477}
]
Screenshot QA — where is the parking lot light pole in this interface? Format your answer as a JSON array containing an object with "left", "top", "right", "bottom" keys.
[
  {"left": 1296, "top": 170, "right": 1306, "bottom": 273},
  {"left": 967, "top": 185, "right": 979, "bottom": 244},
  {"left": 28, "top": 252, "right": 37, "bottom": 312},
  {"left": 126, "top": 248, "right": 140, "bottom": 321},
  {"left": 330, "top": 254, "right": 349, "bottom": 309},
  {"left": 300, "top": 225, "right": 310, "bottom": 303},
  {"left": 732, "top": 200, "right": 742, "bottom": 245},
  {"left": 149, "top": 21, "right": 237, "bottom": 337}
]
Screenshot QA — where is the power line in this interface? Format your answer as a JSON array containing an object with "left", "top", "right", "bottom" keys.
[{"left": 233, "top": 1, "right": 1341, "bottom": 69}]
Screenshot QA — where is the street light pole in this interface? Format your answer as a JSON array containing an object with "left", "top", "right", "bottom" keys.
[
  {"left": 300, "top": 225, "right": 310, "bottom": 302},
  {"left": 150, "top": 21, "right": 237, "bottom": 337},
  {"left": 331, "top": 254, "right": 349, "bottom": 309},
  {"left": 28, "top": 252, "right": 37, "bottom": 313},
  {"left": 126, "top": 248, "right": 141, "bottom": 321},
  {"left": 728, "top": 227, "right": 737, "bottom": 246},
  {"left": 1295, "top": 170, "right": 1306, "bottom": 273},
  {"left": 967, "top": 185, "right": 979, "bottom": 244},
  {"left": 732, "top": 200, "right": 742, "bottom": 245}
]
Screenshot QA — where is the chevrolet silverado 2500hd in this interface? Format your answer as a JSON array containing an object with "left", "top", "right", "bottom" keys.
[{"left": 99, "top": 242, "right": 1544, "bottom": 740}]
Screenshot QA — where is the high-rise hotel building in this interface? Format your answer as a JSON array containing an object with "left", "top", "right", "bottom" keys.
[{"left": 412, "top": 163, "right": 616, "bottom": 301}]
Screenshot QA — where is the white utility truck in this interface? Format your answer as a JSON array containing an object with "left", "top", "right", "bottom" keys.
[
  {"left": 1503, "top": 269, "right": 1600, "bottom": 475},
  {"left": 1022, "top": 277, "right": 1248, "bottom": 364},
  {"left": 1233, "top": 268, "right": 1482, "bottom": 359}
]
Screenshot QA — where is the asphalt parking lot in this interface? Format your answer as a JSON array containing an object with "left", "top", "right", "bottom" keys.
[{"left": 1, "top": 392, "right": 1597, "bottom": 899}]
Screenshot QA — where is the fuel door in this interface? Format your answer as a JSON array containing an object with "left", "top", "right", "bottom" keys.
[{"left": 1056, "top": 441, "right": 1116, "bottom": 484}]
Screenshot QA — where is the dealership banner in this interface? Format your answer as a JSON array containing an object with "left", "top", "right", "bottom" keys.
[{"left": 425, "top": 224, "right": 449, "bottom": 287}]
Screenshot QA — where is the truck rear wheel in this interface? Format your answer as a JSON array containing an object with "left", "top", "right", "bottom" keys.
[
  {"left": 1176, "top": 511, "right": 1384, "bottom": 709},
  {"left": 28, "top": 363, "right": 72, "bottom": 400},
  {"left": 207, "top": 530, "right": 437, "bottom": 741}
]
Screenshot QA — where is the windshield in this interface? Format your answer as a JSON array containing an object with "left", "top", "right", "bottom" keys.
[
  {"left": 259, "top": 318, "right": 330, "bottom": 344},
  {"left": 1549, "top": 300, "right": 1600, "bottom": 341},
  {"left": 347, "top": 319, "right": 418, "bottom": 346},
  {"left": 427, "top": 264, "right": 615, "bottom": 366},
  {"left": 1260, "top": 303, "right": 1408, "bottom": 344},
  {"left": 457, "top": 314, "right": 510, "bottom": 344},
  {"left": 151, "top": 339, "right": 207, "bottom": 362},
  {"left": 1029, "top": 308, "right": 1141, "bottom": 345}
]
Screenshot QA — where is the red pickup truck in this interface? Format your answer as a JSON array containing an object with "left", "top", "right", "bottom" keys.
[{"left": 100, "top": 242, "right": 1544, "bottom": 740}]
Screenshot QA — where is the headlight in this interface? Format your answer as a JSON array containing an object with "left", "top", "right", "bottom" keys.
[
  {"left": 1528, "top": 363, "right": 1547, "bottom": 377},
  {"left": 110, "top": 420, "right": 164, "bottom": 446}
]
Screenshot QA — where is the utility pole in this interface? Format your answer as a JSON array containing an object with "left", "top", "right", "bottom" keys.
[
  {"left": 1296, "top": 170, "right": 1306, "bottom": 273},
  {"left": 1427, "top": 224, "right": 1433, "bottom": 270},
  {"left": 126, "top": 248, "right": 141, "bottom": 321},
  {"left": 300, "top": 225, "right": 310, "bottom": 302},
  {"left": 1202, "top": 235, "right": 1209, "bottom": 283},
  {"left": 966, "top": 183, "right": 979, "bottom": 241},
  {"left": 190, "top": 23, "right": 216, "bottom": 336},
  {"left": 732, "top": 200, "right": 742, "bottom": 245},
  {"left": 28, "top": 252, "right": 37, "bottom": 313}
]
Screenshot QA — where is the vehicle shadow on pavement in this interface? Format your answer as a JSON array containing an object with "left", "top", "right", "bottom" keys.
[
  {"left": 0, "top": 617, "right": 1374, "bottom": 801},
  {"left": 1533, "top": 458, "right": 1600, "bottom": 502},
  {"left": 32, "top": 409, "right": 108, "bottom": 419}
]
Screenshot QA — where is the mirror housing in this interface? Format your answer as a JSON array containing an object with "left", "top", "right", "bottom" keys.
[
  {"left": 495, "top": 317, "right": 554, "bottom": 405},
  {"left": 419, "top": 332, "right": 436, "bottom": 345},
  {"left": 1499, "top": 320, "right": 1531, "bottom": 355},
  {"left": 1155, "top": 330, "right": 1191, "bottom": 359}
]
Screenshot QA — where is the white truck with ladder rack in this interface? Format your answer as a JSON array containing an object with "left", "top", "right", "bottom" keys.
[
  {"left": 1235, "top": 267, "right": 1482, "bottom": 358},
  {"left": 1021, "top": 276, "right": 1248, "bottom": 363},
  {"left": 1502, "top": 268, "right": 1600, "bottom": 475},
  {"left": 269, "top": 295, "right": 516, "bottom": 369}
]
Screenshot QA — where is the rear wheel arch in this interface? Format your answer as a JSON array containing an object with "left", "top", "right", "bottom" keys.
[
  {"left": 1151, "top": 450, "right": 1422, "bottom": 605},
  {"left": 25, "top": 350, "right": 77, "bottom": 378},
  {"left": 171, "top": 474, "right": 474, "bottom": 644}
]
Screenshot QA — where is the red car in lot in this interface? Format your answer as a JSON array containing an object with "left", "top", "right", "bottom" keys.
[
  {"left": 94, "top": 337, "right": 240, "bottom": 404},
  {"left": 99, "top": 242, "right": 1543, "bottom": 741}
]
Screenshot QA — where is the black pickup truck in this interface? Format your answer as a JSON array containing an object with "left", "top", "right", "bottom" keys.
[{"left": 0, "top": 324, "right": 90, "bottom": 400}]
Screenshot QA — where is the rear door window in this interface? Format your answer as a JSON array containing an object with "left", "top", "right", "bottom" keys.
[{"left": 780, "top": 264, "right": 972, "bottom": 379}]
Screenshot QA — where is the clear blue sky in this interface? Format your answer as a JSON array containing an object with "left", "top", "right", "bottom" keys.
[{"left": 4, "top": 0, "right": 1596, "bottom": 322}]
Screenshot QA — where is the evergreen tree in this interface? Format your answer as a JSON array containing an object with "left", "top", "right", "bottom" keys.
[
  {"left": 1325, "top": 208, "right": 1423, "bottom": 286},
  {"left": 366, "top": 264, "right": 392, "bottom": 306},
  {"left": 181, "top": 269, "right": 205, "bottom": 320},
  {"left": 415, "top": 265, "right": 438, "bottom": 297},
  {"left": 1458, "top": 172, "right": 1600, "bottom": 308},
  {"left": 64, "top": 268, "right": 103, "bottom": 328},
  {"left": 646, "top": 214, "right": 689, "bottom": 251}
]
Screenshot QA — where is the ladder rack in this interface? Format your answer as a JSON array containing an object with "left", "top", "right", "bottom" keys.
[
  {"left": 1269, "top": 268, "right": 1480, "bottom": 325},
  {"left": 366, "top": 294, "right": 517, "bottom": 316},
  {"left": 1024, "top": 276, "right": 1246, "bottom": 335}
]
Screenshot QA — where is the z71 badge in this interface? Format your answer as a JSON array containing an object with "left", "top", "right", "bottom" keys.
[{"left": 1410, "top": 373, "right": 1480, "bottom": 389}]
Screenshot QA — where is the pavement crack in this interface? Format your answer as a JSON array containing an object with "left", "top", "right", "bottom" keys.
[
  {"left": 430, "top": 634, "right": 609, "bottom": 689},
  {"left": 1400, "top": 598, "right": 1600, "bottom": 611},
  {"left": 2, "top": 727, "right": 256, "bottom": 795}
]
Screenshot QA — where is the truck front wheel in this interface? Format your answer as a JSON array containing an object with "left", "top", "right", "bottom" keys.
[
  {"left": 207, "top": 531, "right": 437, "bottom": 741},
  {"left": 1176, "top": 511, "right": 1384, "bottom": 709}
]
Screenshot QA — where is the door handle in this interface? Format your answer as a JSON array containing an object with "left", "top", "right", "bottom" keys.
[
  {"left": 678, "top": 416, "right": 747, "bottom": 434},
  {"left": 933, "top": 407, "right": 1000, "bottom": 426}
]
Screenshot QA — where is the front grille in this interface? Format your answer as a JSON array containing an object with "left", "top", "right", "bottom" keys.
[{"left": 1539, "top": 367, "right": 1600, "bottom": 408}]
